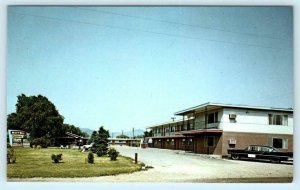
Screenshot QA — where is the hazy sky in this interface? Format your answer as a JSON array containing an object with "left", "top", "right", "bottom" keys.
[{"left": 7, "top": 6, "right": 293, "bottom": 132}]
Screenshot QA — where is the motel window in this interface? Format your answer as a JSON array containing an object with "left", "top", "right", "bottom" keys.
[
  {"left": 272, "top": 138, "right": 288, "bottom": 149},
  {"left": 208, "top": 112, "right": 218, "bottom": 124},
  {"left": 268, "top": 114, "right": 288, "bottom": 126},
  {"left": 170, "top": 126, "right": 175, "bottom": 132},
  {"left": 190, "top": 123, "right": 194, "bottom": 129},
  {"left": 204, "top": 136, "right": 215, "bottom": 147},
  {"left": 179, "top": 125, "right": 183, "bottom": 131}
]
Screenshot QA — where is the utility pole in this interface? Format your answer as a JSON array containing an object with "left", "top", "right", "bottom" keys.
[
  {"left": 133, "top": 128, "right": 135, "bottom": 139},
  {"left": 122, "top": 130, "right": 123, "bottom": 136}
]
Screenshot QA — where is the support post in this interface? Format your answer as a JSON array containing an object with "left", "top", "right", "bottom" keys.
[
  {"left": 182, "top": 114, "right": 185, "bottom": 131},
  {"left": 205, "top": 106, "right": 207, "bottom": 129},
  {"left": 193, "top": 111, "right": 196, "bottom": 130},
  {"left": 135, "top": 153, "right": 138, "bottom": 164}
]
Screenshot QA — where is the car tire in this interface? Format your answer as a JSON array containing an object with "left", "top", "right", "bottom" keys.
[{"left": 231, "top": 155, "right": 240, "bottom": 160}]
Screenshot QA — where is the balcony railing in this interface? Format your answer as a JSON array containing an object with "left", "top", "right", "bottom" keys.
[{"left": 152, "top": 121, "right": 220, "bottom": 137}]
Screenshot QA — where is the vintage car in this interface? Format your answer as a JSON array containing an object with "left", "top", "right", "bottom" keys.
[{"left": 227, "top": 145, "right": 293, "bottom": 163}]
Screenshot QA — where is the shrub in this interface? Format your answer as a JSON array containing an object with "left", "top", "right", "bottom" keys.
[
  {"left": 94, "top": 144, "right": 108, "bottom": 157},
  {"left": 87, "top": 152, "right": 94, "bottom": 164},
  {"left": 108, "top": 148, "right": 119, "bottom": 161},
  {"left": 51, "top": 154, "right": 63, "bottom": 163},
  {"left": 7, "top": 143, "right": 12, "bottom": 149},
  {"left": 7, "top": 146, "right": 16, "bottom": 164},
  {"left": 31, "top": 136, "right": 50, "bottom": 148}
]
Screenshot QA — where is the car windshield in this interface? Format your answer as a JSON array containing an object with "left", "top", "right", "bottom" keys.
[
  {"left": 269, "top": 147, "right": 279, "bottom": 152},
  {"left": 245, "top": 146, "right": 279, "bottom": 152}
]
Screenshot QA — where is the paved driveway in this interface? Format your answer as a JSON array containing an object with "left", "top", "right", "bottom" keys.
[{"left": 109, "top": 146, "right": 293, "bottom": 182}]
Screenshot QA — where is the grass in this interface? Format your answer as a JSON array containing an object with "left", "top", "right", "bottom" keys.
[{"left": 7, "top": 147, "right": 142, "bottom": 178}]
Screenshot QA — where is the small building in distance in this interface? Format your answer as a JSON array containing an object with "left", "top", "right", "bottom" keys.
[
  {"left": 145, "top": 102, "right": 293, "bottom": 156},
  {"left": 56, "top": 132, "right": 89, "bottom": 148},
  {"left": 108, "top": 138, "right": 142, "bottom": 147}
]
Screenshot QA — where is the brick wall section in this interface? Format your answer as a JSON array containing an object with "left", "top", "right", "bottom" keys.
[
  {"left": 193, "top": 135, "right": 223, "bottom": 155},
  {"left": 222, "top": 132, "right": 293, "bottom": 155}
]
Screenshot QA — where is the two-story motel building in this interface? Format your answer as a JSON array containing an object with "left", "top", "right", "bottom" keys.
[{"left": 146, "top": 102, "right": 293, "bottom": 156}]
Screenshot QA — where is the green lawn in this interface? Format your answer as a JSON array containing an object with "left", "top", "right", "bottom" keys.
[{"left": 7, "top": 147, "right": 142, "bottom": 178}]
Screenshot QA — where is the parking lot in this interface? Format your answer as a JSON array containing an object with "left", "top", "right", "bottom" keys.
[
  {"left": 12, "top": 146, "right": 293, "bottom": 182},
  {"left": 107, "top": 146, "right": 293, "bottom": 182}
]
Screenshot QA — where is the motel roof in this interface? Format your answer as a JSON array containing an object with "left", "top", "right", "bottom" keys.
[{"left": 174, "top": 102, "right": 293, "bottom": 115}]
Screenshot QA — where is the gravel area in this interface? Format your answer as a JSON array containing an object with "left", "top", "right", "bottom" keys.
[{"left": 8, "top": 146, "right": 293, "bottom": 182}]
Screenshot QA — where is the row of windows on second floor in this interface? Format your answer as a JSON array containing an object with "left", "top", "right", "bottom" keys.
[
  {"left": 151, "top": 112, "right": 220, "bottom": 137},
  {"left": 151, "top": 120, "right": 217, "bottom": 137},
  {"left": 150, "top": 111, "right": 291, "bottom": 137}
]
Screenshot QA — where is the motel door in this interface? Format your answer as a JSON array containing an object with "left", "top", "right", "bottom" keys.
[
  {"left": 186, "top": 138, "right": 194, "bottom": 152},
  {"left": 175, "top": 139, "right": 179, "bottom": 150}
]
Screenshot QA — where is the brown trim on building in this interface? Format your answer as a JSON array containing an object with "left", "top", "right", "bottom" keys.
[
  {"left": 151, "top": 135, "right": 193, "bottom": 139},
  {"left": 176, "top": 129, "right": 223, "bottom": 135}
]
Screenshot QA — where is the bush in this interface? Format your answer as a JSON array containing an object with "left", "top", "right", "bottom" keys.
[
  {"left": 31, "top": 136, "right": 50, "bottom": 148},
  {"left": 94, "top": 144, "right": 108, "bottom": 157},
  {"left": 87, "top": 152, "right": 94, "bottom": 164},
  {"left": 108, "top": 148, "right": 119, "bottom": 161},
  {"left": 51, "top": 154, "right": 63, "bottom": 163},
  {"left": 7, "top": 146, "right": 16, "bottom": 164},
  {"left": 7, "top": 143, "right": 12, "bottom": 149}
]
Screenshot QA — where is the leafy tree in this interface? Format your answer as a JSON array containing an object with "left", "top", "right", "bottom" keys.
[
  {"left": 144, "top": 130, "right": 153, "bottom": 138},
  {"left": 88, "top": 126, "right": 110, "bottom": 157},
  {"left": 31, "top": 136, "right": 51, "bottom": 148},
  {"left": 116, "top": 134, "right": 129, "bottom": 139},
  {"left": 7, "top": 94, "right": 65, "bottom": 142}
]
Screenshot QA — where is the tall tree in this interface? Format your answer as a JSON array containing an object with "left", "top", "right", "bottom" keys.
[
  {"left": 7, "top": 94, "right": 65, "bottom": 140},
  {"left": 88, "top": 126, "right": 110, "bottom": 157},
  {"left": 116, "top": 134, "right": 129, "bottom": 139},
  {"left": 144, "top": 130, "right": 153, "bottom": 138}
]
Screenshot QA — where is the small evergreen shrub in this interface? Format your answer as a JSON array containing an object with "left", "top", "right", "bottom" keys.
[
  {"left": 108, "top": 148, "right": 119, "bottom": 161},
  {"left": 7, "top": 145, "right": 16, "bottom": 164},
  {"left": 51, "top": 154, "right": 63, "bottom": 163},
  {"left": 31, "top": 136, "right": 50, "bottom": 148},
  {"left": 95, "top": 144, "right": 108, "bottom": 157},
  {"left": 87, "top": 152, "right": 94, "bottom": 164}
]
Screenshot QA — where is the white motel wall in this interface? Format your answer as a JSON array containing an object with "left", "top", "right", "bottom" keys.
[{"left": 221, "top": 108, "right": 293, "bottom": 134}]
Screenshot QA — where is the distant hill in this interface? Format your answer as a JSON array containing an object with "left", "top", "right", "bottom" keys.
[
  {"left": 111, "top": 129, "right": 145, "bottom": 138},
  {"left": 80, "top": 128, "right": 145, "bottom": 138},
  {"left": 80, "top": 128, "right": 94, "bottom": 136}
]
